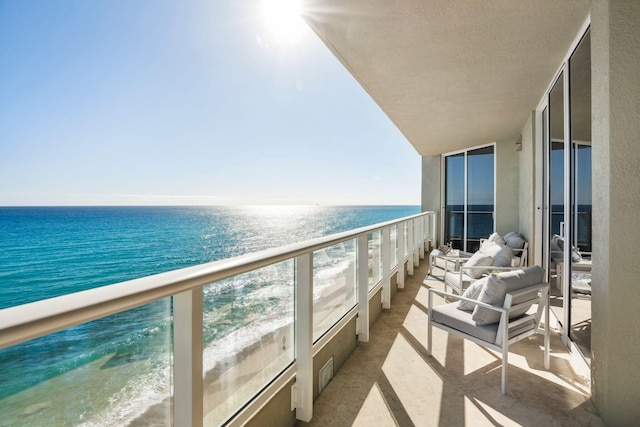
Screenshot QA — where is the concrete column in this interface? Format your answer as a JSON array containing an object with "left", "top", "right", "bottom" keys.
[
  {"left": 591, "top": 1, "right": 640, "bottom": 424},
  {"left": 519, "top": 112, "right": 537, "bottom": 265},
  {"left": 421, "top": 155, "right": 441, "bottom": 246},
  {"left": 495, "top": 138, "right": 520, "bottom": 236}
]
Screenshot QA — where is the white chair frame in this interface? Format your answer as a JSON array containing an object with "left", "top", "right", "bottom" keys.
[{"left": 427, "top": 283, "right": 550, "bottom": 394}]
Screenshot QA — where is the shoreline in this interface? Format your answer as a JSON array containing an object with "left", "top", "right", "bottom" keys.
[{"left": 127, "top": 322, "right": 295, "bottom": 426}]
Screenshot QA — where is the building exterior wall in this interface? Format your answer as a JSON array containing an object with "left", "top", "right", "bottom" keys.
[
  {"left": 421, "top": 155, "right": 441, "bottom": 245},
  {"left": 422, "top": 144, "right": 520, "bottom": 246},
  {"left": 495, "top": 138, "right": 520, "bottom": 236},
  {"left": 518, "top": 112, "right": 536, "bottom": 263},
  {"left": 591, "top": 0, "right": 640, "bottom": 423}
]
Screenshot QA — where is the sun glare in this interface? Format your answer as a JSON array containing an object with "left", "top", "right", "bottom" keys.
[{"left": 258, "top": 0, "right": 305, "bottom": 47}]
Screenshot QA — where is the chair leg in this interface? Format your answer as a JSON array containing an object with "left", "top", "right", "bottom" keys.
[
  {"left": 427, "top": 291, "right": 433, "bottom": 357},
  {"left": 427, "top": 320, "right": 432, "bottom": 356},
  {"left": 544, "top": 294, "right": 550, "bottom": 370},
  {"left": 501, "top": 346, "right": 508, "bottom": 395}
]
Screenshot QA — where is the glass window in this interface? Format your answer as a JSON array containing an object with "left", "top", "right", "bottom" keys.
[
  {"left": 569, "top": 29, "right": 592, "bottom": 361},
  {"left": 444, "top": 147, "right": 495, "bottom": 252},
  {"left": 444, "top": 153, "right": 465, "bottom": 249},
  {"left": 467, "top": 146, "right": 495, "bottom": 252}
]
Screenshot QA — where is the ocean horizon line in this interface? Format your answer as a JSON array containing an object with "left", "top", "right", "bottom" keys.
[{"left": 0, "top": 203, "right": 421, "bottom": 208}]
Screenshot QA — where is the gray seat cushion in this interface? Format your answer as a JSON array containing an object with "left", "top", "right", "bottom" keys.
[
  {"left": 433, "top": 302, "right": 500, "bottom": 342},
  {"left": 444, "top": 270, "right": 473, "bottom": 293},
  {"left": 432, "top": 302, "right": 536, "bottom": 344}
]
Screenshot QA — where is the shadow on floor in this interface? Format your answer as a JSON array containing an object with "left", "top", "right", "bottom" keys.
[{"left": 297, "top": 261, "right": 603, "bottom": 427}]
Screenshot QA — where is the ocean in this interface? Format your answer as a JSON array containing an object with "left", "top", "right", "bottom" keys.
[{"left": 0, "top": 205, "right": 419, "bottom": 426}]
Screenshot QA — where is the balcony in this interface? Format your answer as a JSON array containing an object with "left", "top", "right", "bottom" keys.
[{"left": 0, "top": 210, "right": 604, "bottom": 426}]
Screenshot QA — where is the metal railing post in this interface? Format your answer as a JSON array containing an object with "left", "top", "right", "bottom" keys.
[
  {"left": 293, "top": 253, "right": 313, "bottom": 422},
  {"left": 382, "top": 227, "right": 391, "bottom": 309},
  {"left": 174, "top": 288, "right": 204, "bottom": 427},
  {"left": 418, "top": 217, "right": 425, "bottom": 260},
  {"left": 431, "top": 213, "right": 438, "bottom": 248},
  {"left": 407, "top": 220, "right": 415, "bottom": 275},
  {"left": 357, "top": 235, "right": 370, "bottom": 342},
  {"left": 413, "top": 219, "right": 420, "bottom": 267},
  {"left": 397, "top": 222, "right": 405, "bottom": 288}
]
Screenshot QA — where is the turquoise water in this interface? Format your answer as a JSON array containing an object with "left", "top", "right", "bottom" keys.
[{"left": 0, "top": 205, "right": 418, "bottom": 426}]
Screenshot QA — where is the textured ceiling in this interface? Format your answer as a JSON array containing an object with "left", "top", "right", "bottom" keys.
[{"left": 302, "top": 0, "right": 590, "bottom": 156}]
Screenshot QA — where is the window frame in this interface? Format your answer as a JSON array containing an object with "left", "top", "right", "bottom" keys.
[{"left": 440, "top": 143, "right": 496, "bottom": 252}]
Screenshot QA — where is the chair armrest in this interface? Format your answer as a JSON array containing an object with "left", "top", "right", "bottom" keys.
[
  {"left": 458, "top": 265, "right": 520, "bottom": 275},
  {"left": 427, "top": 287, "right": 508, "bottom": 314},
  {"left": 505, "top": 283, "right": 549, "bottom": 300},
  {"left": 439, "top": 254, "right": 471, "bottom": 273}
]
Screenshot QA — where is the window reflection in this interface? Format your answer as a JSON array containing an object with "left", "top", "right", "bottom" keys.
[
  {"left": 569, "top": 29, "right": 592, "bottom": 361},
  {"left": 547, "top": 70, "right": 565, "bottom": 328},
  {"left": 444, "top": 147, "right": 495, "bottom": 252}
]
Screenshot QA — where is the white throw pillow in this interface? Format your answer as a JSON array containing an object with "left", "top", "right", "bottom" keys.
[
  {"left": 463, "top": 251, "right": 493, "bottom": 279},
  {"left": 457, "top": 276, "right": 489, "bottom": 311},
  {"left": 480, "top": 241, "right": 513, "bottom": 267},
  {"left": 487, "top": 232, "right": 505, "bottom": 245}
]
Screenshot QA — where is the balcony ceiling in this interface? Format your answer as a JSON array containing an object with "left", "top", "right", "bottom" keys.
[{"left": 303, "top": 0, "right": 590, "bottom": 156}]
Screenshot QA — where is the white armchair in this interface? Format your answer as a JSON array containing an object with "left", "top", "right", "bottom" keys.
[
  {"left": 427, "top": 266, "right": 550, "bottom": 394},
  {"left": 442, "top": 234, "right": 523, "bottom": 294}
]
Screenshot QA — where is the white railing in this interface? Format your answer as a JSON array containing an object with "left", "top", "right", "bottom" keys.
[{"left": 0, "top": 211, "right": 437, "bottom": 426}]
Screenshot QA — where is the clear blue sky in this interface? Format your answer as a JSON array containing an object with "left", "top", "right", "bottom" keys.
[{"left": 0, "top": 0, "right": 421, "bottom": 206}]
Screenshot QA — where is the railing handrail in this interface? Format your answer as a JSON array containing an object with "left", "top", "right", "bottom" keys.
[{"left": 0, "top": 210, "right": 435, "bottom": 350}]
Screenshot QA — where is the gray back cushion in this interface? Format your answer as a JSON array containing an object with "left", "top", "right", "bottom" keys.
[
  {"left": 471, "top": 266, "right": 545, "bottom": 325},
  {"left": 505, "top": 233, "right": 526, "bottom": 250},
  {"left": 503, "top": 231, "right": 517, "bottom": 240}
]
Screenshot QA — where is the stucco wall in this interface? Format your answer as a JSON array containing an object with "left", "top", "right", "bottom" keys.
[
  {"left": 421, "top": 155, "right": 441, "bottom": 245},
  {"left": 518, "top": 112, "right": 536, "bottom": 263},
  {"left": 495, "top": 139, "right": 520, "bottom": 236},
  {"left": 591, "top": 0, "right": 640, "bottom": 423}
]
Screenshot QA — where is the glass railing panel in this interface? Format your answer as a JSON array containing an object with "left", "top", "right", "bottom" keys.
[
  {"left": 0, "top": 299, "right": 172, "bottom": 426},
  {"left": 313, "top": 239, "right": 357, "bottom": 342},
  {"left": 368, "top": 231, "right": 383, "bottom": 291},
  {"left": 202, "top": 260, "right": 295, "bottom": 426},
  {"left": 390, "top": 225, "right": 398, "bottom": 268}
]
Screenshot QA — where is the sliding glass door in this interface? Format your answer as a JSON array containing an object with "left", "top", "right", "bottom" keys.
[
  {"left": 443, "top": 146, "right": 495, "bottom": 253},
  {"left": 569, "top": 30, "right": 592, "bottom": 360},
  {"left": 545, "top": 70, "right": 568, "bottom": 335},
  {"left": 541, "top": 28, "right": 592, "bottom": 361}
]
